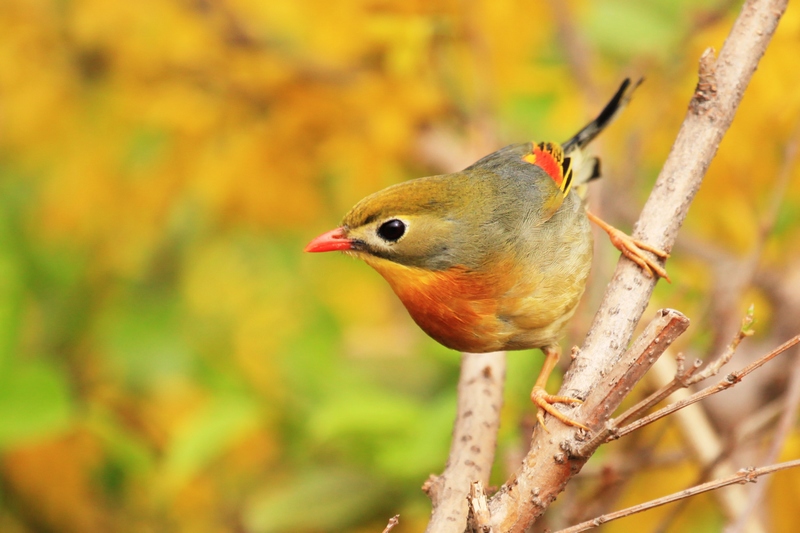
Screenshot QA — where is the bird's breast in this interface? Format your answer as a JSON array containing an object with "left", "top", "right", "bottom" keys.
[
  {"left": 361, "top": 256, "right": 511, "bottom": 352},
  {"left": 362, "top": 253, "right": 572, "bottom": 353}
]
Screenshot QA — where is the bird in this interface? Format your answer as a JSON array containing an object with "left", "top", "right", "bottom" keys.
[{"left": 305, "top": 79, "right": 668, "bottom": 430}]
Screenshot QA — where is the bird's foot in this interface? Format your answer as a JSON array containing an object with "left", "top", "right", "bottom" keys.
[
  {"left": 531, "top": 386, "right": 588, "bottom": 432},
  {"left": 587, "top": 211, "right": 670, "bottom": 282}
]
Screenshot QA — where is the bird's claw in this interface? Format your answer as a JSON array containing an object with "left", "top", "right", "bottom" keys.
[
  {"left": 586, "top": 210, "right": 671, "bottom": 282},
  {"left": 531, "top": 386, "right": 588, "bottom": 432},
  {"left": 605, "top": 226, "right": 671, "bottom": 283}
]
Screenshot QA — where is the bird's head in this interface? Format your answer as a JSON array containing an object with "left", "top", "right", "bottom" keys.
[{"left": 305, "top": 175, "right": 478, "bottom": 271}]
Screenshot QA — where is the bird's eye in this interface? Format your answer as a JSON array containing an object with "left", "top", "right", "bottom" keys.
[{"left": 377, "top": 219, "right": 406, "bottom": 242}]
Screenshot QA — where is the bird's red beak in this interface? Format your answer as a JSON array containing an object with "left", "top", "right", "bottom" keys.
[{"left": 304, "top": 227, "right": 353, "bottom": 253}]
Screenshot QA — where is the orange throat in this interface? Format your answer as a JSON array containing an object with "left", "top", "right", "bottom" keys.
[{"left": 361, "top": 255, "right": 509, "bottom": 353}]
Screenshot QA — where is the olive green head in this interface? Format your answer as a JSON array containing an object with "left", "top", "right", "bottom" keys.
[{"left": 339, "top": 174, "right": 479, "bottom": 271}]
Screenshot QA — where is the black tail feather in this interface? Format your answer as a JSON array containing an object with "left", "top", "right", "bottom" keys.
[{"left": 561, "top": 78, "right": 642, "bottom": 154}]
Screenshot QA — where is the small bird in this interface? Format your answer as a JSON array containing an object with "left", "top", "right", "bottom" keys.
[{"left": 306, "top": 79, "right": 668, "bottom": 430}]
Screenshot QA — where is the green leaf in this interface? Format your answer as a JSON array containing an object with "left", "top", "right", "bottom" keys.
[
  {"left": 308, "top": 389, "right": 422, "bottom": 441},
  {"left": 503, "top": 93, "right": 557, "bottom": 138},
  {"left": 0, "top": 232, "right": 24, "bottom": 368},
  {"left": 97, "top": 293, "right": 191, "bottom": 390},
  {"left": 0, "top": 361, "right": 74, "bottom": 449},
  {"left": 583, "top": 0, "right": 681, "bottom": 58},
  {"left": 244, "top": 468, "right": 383, "bottom": 533},
  {"left": 161, "top": 394, "right": 261, "bottom": 490}
]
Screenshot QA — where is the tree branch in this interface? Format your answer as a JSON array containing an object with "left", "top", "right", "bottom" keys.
[
  {"left": 617, "top": 334, "right": 799, "bottom": 438},
  {"left": 728, "top": 347, "right": 800, "bottom": 532},
  {"left": 382, "top": 515, "right": 400, "bottom": 533},
  {"left": 606, "top": 307, "right": 754, "bottom": 437},
  {"left": 424, "top": 352, "right": 505, "bottom": 533},
  {"left": 483, "top": 1, "right": 789, "bottom": 530},
  {"left": 553, "top": 459, "right": 800, "bottom": 533}
]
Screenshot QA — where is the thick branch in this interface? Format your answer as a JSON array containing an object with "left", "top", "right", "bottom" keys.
[
  {"left": 576, "top": 309, "right": 690, "bottom": 455},
  {"left": 424, "top": 351, "right": 505, "bottom": 533},
  {"left": 485, "top": 1, "right": 788, "bottom": 530}
]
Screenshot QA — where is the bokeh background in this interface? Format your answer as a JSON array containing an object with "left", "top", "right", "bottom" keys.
[{"left": 1, "top": 0, "right": 799, "bottom": 531}]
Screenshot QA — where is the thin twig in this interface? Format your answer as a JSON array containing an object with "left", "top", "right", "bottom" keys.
[
  {"left": 727, "top": 347, "right": 800, "bottom": 532},
  {"left": 647, "top": 352, "right": 763, "bottom": 532},
  {"left": 689, "top": 306, "right": 756, "bottom": 385},
  {"left": 381, "top": 515, "right": 399, "bottom": 533},
  {"left": 611, "top": 355, "right": 702, "bottom": 429},
  {"left": 555, "top": 459, "right": 800, "bottom": 533},
  {"left": 617, "top": 335, "right": 800, "bottom": 438},
  {"left": 575, "top": 310, "right": 690, "bottom": 455},
  {"left": 609, "top": 307, "right": 754, "bottom": 432}
]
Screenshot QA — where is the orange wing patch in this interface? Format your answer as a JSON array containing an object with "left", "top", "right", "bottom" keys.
[{"left": 522, "top": 142, "right": 574, "bottom": 196}]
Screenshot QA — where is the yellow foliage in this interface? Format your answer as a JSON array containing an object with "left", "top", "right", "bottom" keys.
[{"left": 1, "top": 0, "right": 799, "bottom": 530}]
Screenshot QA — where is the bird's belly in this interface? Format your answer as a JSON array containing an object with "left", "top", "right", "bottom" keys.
[
  {"left": 364, "top": 256, "right": 589, "bottom": 353},
  {"left": 400, "top": 281, "right": 585, "bottom": 353}
]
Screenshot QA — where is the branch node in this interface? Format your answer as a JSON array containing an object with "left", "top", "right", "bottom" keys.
[
  {"left": 571, "top": 345, "right": 581, "bottom": 360},
  {"left": 468, "top": 481, "right": 493, "bottom": 533},
  {"left": 382, "top": 515, "right": 400, "bottom": 533},
  {"left": 421, "top": 474, "right": 441, "bottom": 501},
  {"left": 691, "top": 47, "right": 718, "bottom": 115},
  {"left": 740, "top": 303, "right": 756, "bottom": 336}
]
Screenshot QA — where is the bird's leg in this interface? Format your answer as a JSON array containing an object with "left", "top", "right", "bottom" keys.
[
  {"left": 530, "top": 344, "right": 588, "bottom": 431},
  {"left": 586, "top": 210, "right": 671, "bottom": 282}
]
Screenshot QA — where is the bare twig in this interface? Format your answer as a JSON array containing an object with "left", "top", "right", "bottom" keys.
[
  {"left": 381, "top": 515, "right": 399, "bottom": 533},
  {"left": 576, "top": 310, "right": 691, "bottom": 455},
  {"left": 553, "top": 459, "right": 800, "bottom": 533},
  {"left": 424, "top": 352, "right": 505, "bottom": 533},
  {"left": 612, "top": 355, "right": 702, "bottom": 429},
  {"left": 617, "top": 335, "right": 800, "bottom": 438},
  {"left": 610, "top": 307, "right": 755, "bottom": 431},
  {"left": 647, "top": 352, "right": 765, "bottom": 532},
  {"left": 482, "top": 2, "right": 788, "bottom": 530},
  {"left": 690, "top": 306, "right": 756, "bottom": 384},
  {"left": 728, "top": 347, "right": 800, "bottom": 532}
]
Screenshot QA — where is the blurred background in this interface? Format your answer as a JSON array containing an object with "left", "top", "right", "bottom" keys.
[{"left": 1, "top": 0, "right": 799, "bottom": 531}]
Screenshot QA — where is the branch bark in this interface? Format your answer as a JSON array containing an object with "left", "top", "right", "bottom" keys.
[
  {"left": 482, "top": 1, "right": 788, "bottom": 530},
  {"left": 424, "top": 351, "right": 505, "bottom": 533}
]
